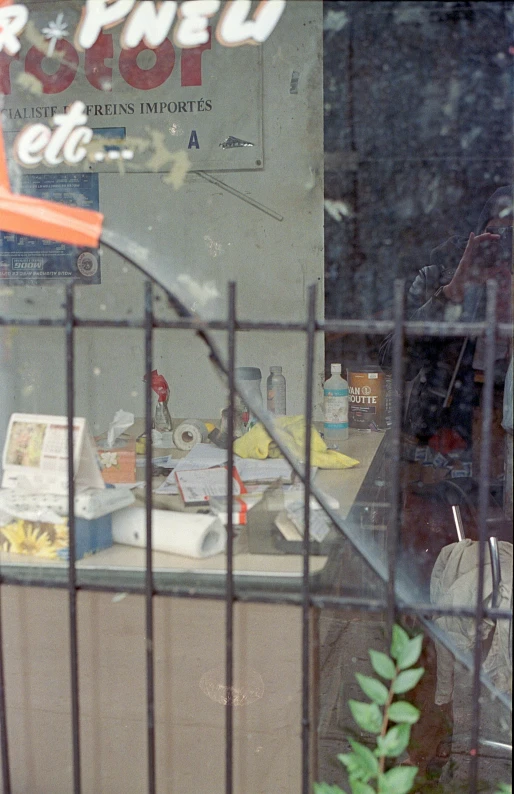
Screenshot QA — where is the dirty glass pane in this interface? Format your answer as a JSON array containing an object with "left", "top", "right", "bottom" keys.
[{"left": 0, "top": 2, "right": 512, "bottom": 793}]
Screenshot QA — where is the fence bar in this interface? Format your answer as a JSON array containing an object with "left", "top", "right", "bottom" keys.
[
  {"left": 3, "top": 314, "right": 513, "bottom": 340},
  {"left": 469, "top": 280, "right": 498, "bottom": 793},
  {"left": 65, "top": 282, "right": 81, "bottom": 794},
  {"left": 0, "top": 590, "right": 11, "bottom": 794},
  {"left": 302, "top": 284, "right": 317, "bottom": 794},
  {"left": 225, "top": 282, "right": 236, "bottom": 794},
  {"left": 386, "top": 280, "right": 405, "bottom": 640},
  {"left": 144, "top": 281, "right": 156, "bottom": 794}
]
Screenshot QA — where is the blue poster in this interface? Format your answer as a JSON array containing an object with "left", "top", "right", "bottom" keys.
[{"left": 0, "top": 173, "right": 101, "bottom": 285}]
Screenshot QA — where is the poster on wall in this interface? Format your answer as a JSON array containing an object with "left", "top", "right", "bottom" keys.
[
  {"left": 0, "top": 172, "right": 101, "bottom": 284},
  {"left": 0, "top": 1, "right": 264, "bottom": 175}
]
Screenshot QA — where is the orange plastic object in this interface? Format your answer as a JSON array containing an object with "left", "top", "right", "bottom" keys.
[{"left": 0, "top": 120, "right": 103, "bottom": 248}]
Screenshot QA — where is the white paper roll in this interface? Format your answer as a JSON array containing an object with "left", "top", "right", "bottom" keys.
[
  {"left": 112, "top": 507, "right": 226, "bottom": 558},
  {"left": 173, "top": 420, "right": 208, "bottom": 450}
]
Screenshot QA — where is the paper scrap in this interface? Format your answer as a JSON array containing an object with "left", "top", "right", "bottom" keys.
[
  {"left": 174, "top": 443, "right": 227, "bottom": 473},
  {"left": 234, "top": 457, "right": 292, "bottom": 483}
]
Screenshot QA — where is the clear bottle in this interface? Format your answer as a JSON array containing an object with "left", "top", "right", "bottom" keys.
[
  {"left": 154, "top": 398, "right": 172, "bottom": 432},
  {"left": 323, "top": 363, "right": 349, "bottom": 448},
  {"left": 267, "top": 366, "right": 287, "bottom": 415}
]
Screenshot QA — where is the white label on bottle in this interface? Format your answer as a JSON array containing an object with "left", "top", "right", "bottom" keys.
[
  {"left": 368, "top": 373, "right": 378, "bottom": 379},
  {"left": 324, "top": 388, "right": 348, "bottom": 427}
]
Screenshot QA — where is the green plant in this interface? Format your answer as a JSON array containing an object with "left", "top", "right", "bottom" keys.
[{"left": 314, "top": 624, "right": 424, "bottom": 794}]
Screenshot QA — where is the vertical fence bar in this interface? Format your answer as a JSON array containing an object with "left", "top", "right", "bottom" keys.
[
  {"left": 469, "top": 280, "right": 497, "bottom": 793},
  {"left": 302, "top": 284, "right": 316, "bottom": 794},
  {"left": 0, "top": 590, "right": 11, "bottom": 794},
  {"left": 144, "top": 281, "right": 156, "bottom": 794},
  {"left": 65, "top": 282, "right": 81, "bottom": 794},
  {"left": 225, "top": 282, "right": 236, "bottom": 794},
  {"left": 386, "top": 280, "right": 405, "bottom": 641}
]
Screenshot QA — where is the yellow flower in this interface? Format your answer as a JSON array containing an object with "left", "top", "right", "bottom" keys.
[
  {"left": 54, "top": 523, "right": 69, "bottom": 549},
  {"left": 1, "top": 521, "right": 58, "bottom": 559}
]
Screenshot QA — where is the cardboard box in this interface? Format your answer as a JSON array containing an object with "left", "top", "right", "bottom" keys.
[
  {"left": 0, "top": 514, "right": 112, "bottom": 561},
  {"left": 96, "top": 433, "right": 136, "bottom": 484}
]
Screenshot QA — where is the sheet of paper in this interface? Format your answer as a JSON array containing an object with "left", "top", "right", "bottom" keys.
[
  {"left": 175, "top": 467, "right": 242, "bottom": 504},
  {"left": 234, "top": 457, "right": 292, "bottom": 482},
  {"left": 174, "top": 444, "right": 227, "bottom": 473},
  {"left": 154, "top": 479, "right": 179, "bottom": 495}
]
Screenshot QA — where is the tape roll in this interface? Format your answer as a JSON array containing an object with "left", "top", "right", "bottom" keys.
[{"left": 173, "top": 419, "right": 209, "bottom": 451}]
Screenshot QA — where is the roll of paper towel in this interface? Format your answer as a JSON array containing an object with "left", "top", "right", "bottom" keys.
[
  {"left": 112, "top": 508, "right": 226, "bottom": 558},
  {"left": 173, "top": 420, "right": 208, "bottom": 450}
]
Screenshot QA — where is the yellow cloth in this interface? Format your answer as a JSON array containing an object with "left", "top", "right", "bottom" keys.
[{"left": 233, "top": 415, "right": 359, "bottom": 469}]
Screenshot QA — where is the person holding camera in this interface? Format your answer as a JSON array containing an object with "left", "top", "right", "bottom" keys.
[{"left": 380, "top": 186, "right": 512, "bottom": 466}]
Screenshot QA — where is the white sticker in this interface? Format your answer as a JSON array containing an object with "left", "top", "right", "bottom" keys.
[{"left": 77, "top": 252, "right": 99, "bottom": 277}]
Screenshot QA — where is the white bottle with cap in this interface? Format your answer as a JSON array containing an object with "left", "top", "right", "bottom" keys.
[{"left": 323, "top": 363, "right": 349, "bottom": 448}]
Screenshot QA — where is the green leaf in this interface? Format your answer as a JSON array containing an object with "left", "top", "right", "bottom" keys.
[
  {"left": 369, "top": 650, "right": 396, "bottom": 680},
  {"left": 355, "top": 673, "right": 389, "bottom": 706},
  {"left": 387, "top": 702, "right": 421, "bottom": 725},
  {"left": 349, "top": 779, "right": 375, "bottom": 794},
  {"left": 392, "top": 668, "right": 424, "bottom": 694},
  {"left": 338, "top": 746, "right": 377, "bottom": 783},
  {"left": 348, "top": 740, "right": 380, "bottom": 777},
  {"left": 313, "top": 783, "right": 347, "bottom": 794},
  {"left": 349, "top": 700, "right": 383, "bottom": 734},
  {"left": 378, "top": 765, "right": 418, "bottom": 794},
  {"left": 390, "top": 624, "right": 410, "bottom": 662},
  {"left": 339, "top": 748, "right": 376, "bottom": 784},
  {"left": 376, "top": 724, "right": 411, "bottom": 758},
  {"left": 495, "top": 786, "right": 512, "bottom": 794},
  {"left": 396, "top": 634, "right": 423, "bottom": 671},
  {"left": 338, "top": 753, "right": 363, "bottom": 779}
]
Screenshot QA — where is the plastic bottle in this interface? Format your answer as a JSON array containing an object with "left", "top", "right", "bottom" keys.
[
  {"left": 267, "top": 366, "right": 287, "bottom": 415},
  {"left": 323, "top": 363, "right": 349, "bottom": 448}
]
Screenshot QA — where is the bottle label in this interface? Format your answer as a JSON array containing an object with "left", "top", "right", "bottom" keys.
[{"left": 324, "top": 388, "right": 348, "bottom": 427}]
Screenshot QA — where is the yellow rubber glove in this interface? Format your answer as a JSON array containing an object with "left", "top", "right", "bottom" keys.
[{"left": 233, "top": 415, "right": 359, "bottom": 469}]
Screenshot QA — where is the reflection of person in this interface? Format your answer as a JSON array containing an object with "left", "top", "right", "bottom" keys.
[{"left": 381, "top": 187, "right": 512, "bottom": 463}]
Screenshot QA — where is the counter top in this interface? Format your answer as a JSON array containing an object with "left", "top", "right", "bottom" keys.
[{"left": 0, "top": 429, "right": 386, "bottom": 595}]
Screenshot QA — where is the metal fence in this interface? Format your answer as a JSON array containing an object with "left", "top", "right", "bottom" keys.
[{"left": 0, "top": 231, "right": 512, "bottom": 794}]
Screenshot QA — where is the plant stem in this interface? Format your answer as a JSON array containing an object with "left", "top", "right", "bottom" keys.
[{"left": 378, "top": 668, "right": 397, "bottom": 774}]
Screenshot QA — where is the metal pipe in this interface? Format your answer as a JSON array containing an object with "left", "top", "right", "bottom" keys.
[
  {"left": 488, "top": 537, "right": 501, "bottom": 610},
  {"left": 479, "top": 739, "right": 512, "bottom": 754},
  {"left": 452, "top": 505, "right": 466, "bottom": 542}
]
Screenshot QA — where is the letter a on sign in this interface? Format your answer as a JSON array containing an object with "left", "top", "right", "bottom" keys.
[{"left": 188, "top": 130, "right": 200, "bottom": 149}]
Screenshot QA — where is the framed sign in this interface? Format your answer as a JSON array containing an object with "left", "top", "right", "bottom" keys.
[{"left": 1, "top": 1, "right": 264, "bottom": 174}]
